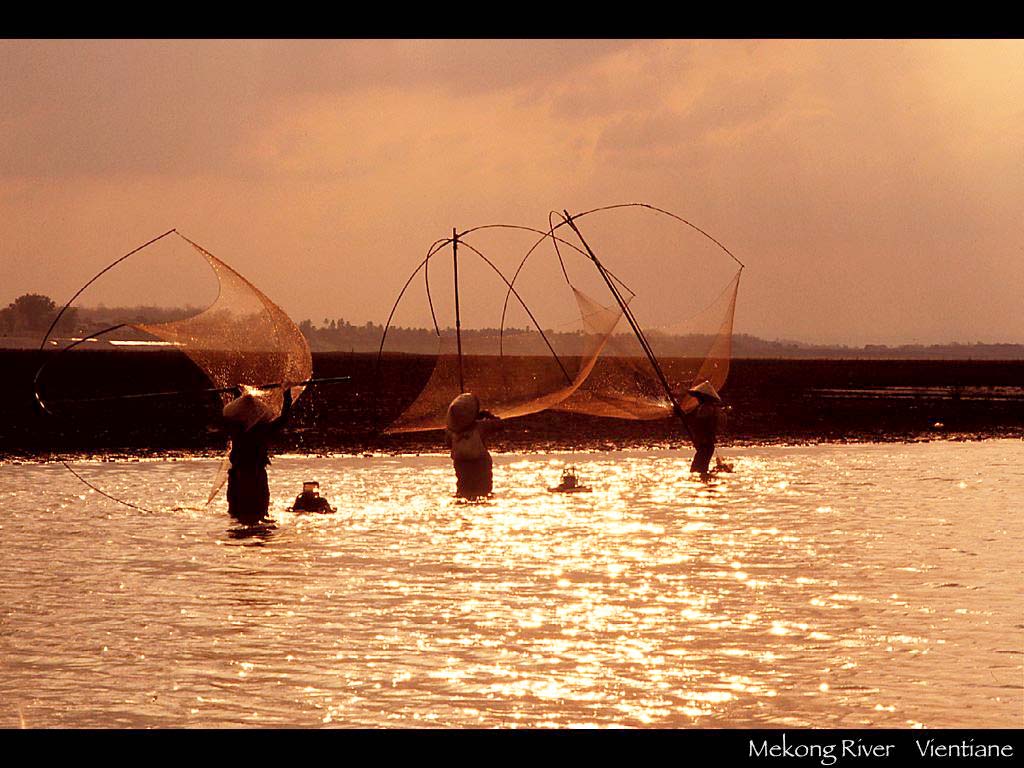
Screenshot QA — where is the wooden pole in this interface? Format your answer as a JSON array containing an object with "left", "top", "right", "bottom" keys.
[
  {"left": 561, "top": 210, "right": 697, "bottom": 444},
  {"left": 40, "top": 376, "right": 352, "bottom": 407},
  {"left": 453, "top": 228, "right": 465, "bottom": 393}
]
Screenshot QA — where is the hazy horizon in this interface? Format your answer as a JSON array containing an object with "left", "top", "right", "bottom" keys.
[
  {"left": 3, "top": 292, "right": 1022, "bottom": 350},
  {"left": 1, "top": 39, "right": 1021, "bottom": 346}
]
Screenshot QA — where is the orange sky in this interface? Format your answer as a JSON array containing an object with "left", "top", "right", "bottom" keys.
[{"left": 1, "top": 39, "right": 1021, "bottom": 344}]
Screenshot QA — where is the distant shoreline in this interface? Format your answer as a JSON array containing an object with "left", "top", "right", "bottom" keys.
[
  {"left": 3, "top": 349, "right": 1021, "bottom": 461},
  {"left": 5, "top": 331, "right": 1024, "bottom": 361}
]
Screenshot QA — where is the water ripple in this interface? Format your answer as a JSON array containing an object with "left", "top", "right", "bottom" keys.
[{"left": 0, "top": 440, "right": 1021, "bottom": 727}]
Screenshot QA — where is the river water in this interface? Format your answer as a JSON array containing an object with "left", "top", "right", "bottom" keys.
[{"left": 0, "top": 439, "right": 1020, "bottom": 728}]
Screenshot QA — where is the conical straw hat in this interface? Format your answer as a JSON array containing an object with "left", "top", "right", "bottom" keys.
[
  {"left": 687, "top": 380, "right": 722, "bottom": 403},
  {"left": 223, "top": 387, "right": 277, "bottom": 429},
  {"left": 446, "top": 392, "right": 480, "bottom": 432}
]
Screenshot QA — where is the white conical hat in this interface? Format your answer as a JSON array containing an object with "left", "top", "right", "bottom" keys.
[
  {"left": 446, "top": 392, "right": 480, "bottom": 432},
  {"left": 687, "top": 380, "right": 722, "bottom": 403},
  {"left": 223, "top": 387, "right": 277, "bottom": 429}
]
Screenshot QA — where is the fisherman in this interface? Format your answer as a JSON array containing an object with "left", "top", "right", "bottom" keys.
[
  {"left": 290, "top": 481, "right": 335, "bottom": 514},
  {"left": 222, "top": 385, "right": 293, "bottom": 524},
  {"left": 679, "top": 380, "right": 726, "bottom": 478},
  {"left": 445, "top": 392, "right": 500, "bottom": 499}
]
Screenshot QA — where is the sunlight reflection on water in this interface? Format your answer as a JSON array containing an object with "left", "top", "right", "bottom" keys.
[{"left": 0, "top": 439, "right": 1021, "bottom": 728}]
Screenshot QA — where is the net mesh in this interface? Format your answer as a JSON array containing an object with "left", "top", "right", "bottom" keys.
[
  {"left": 379, "top": 231, "right": 624, "bottom": 434},
  {"left": 37, "top": 230, "right": 312, "bottom": 510},
  {"left": 134, "top": 235, "right": 312, "bottom": 414},
  {"left": 558, "top": 271, "right": 741, "bottom": 418},
  {"left": 502, "top": 204, "right": 743, "bottom": 422},
  {"left": 384, "top": 287, "right": 623, "bottom": 433}
]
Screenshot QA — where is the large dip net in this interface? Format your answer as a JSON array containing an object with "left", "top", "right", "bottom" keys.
[
  {"left": 503, "top": 204, "right": 744, "bottom": 422},
  {"left": 377, "top": 225, "right": 625, "bottom": 433},
  {"left": 34, "top": 230, "right": 312, "bottom": 512}
]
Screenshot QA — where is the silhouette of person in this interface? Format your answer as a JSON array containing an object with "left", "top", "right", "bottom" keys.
[
  {"left": 445, "top": 392, "right": 500, "bottom": 499},
  {"left": 680, "top": 380, "right": 726, "bottom": 478},
  {"left": 222, "top": 385, "right": 293, "bottom": 524},
  {"left": 290, "top": 481, "right": 335, "bottom": 514}
]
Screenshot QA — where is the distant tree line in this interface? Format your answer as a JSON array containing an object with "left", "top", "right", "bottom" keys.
[
  {"left": 0, "top": 293, "right": 206, "bottom": 340},
  {"left": 296, "top": 318, "right": 1024, "bottom": 359},
  {"left": 3, "top": 294, "right": 1022, "bottom": 359},
  {"left": 297, "top": 316, "right": 576, "bottom": 354},
  {"left": 0, "top": 294, "right": 76, "bottom": 335}
]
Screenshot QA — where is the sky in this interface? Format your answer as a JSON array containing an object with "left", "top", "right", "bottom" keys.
[{"left": 1, "top": 38, "right": 1021, "bottom": 345}]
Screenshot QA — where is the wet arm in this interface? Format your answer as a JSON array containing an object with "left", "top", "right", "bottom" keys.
[{"left": 271, "top": 387, "right": 293, "bottom": 430}]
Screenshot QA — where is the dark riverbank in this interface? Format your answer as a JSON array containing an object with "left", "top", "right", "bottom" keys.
[{"left": 2, "top": 350, "right": 1022, "bottom": 460}]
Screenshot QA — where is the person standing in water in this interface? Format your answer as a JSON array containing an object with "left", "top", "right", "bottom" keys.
[
  {"left": 222, "top": 385, "right": 293, "bottom": 524},
  {"left": 445, "top": 392, "right": 500, "bottom": 499},
  {"left": 680, "top": 380, "right": 726, "bottom": 478}
]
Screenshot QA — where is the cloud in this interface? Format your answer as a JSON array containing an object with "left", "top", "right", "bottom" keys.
[
  {"left": 0, "top": 39, "right": 633, "bottom": 178},
  {"left": 257, "top": 39, "right": 635, "bottom": 96},
  {"left": 0, "top": 39, "right": 1021, "bottom": 344}
]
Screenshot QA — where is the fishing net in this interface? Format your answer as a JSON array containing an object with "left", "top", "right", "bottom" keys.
[
  {"left": 378, "top": 227, "right": 624, "bottom": 433},
  {"left": 505, "top": 204, "right": 743, "bottom": 422},
  {"left": 134, "top": 234, "right": 312, "bottom": 414},
  {"left": 35, "top": 230, "right": 312, "bottom": 511},
  {"left": 560, "top": 271, "right": 741, "bottom": 419}
]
